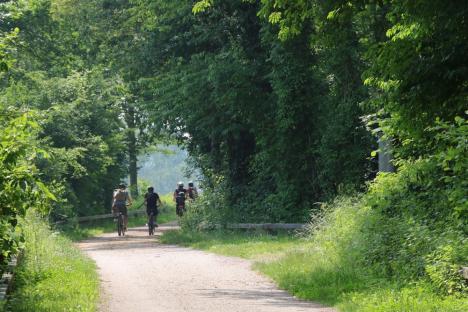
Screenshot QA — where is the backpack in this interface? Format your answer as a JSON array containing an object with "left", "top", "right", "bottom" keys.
[
  {"left": 176, "top": 191, "right": 186, "bottom": 205},
  {"left": 188, "top": 187, "right": 197, "bottom": 199},
  {"left": 188, "top": 187, "right": 193, "bottom": 199}
]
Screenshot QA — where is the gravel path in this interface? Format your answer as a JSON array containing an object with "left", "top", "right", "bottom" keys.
[{"left": 77, "top": 224, "right": 335, "bottom": 312}]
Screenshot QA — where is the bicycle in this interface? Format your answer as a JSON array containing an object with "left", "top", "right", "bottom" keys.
[
  {"left": 148, "top": 211, "right": 156, "bottom": 236},
  {"left": 116, "top": 211, "right": 125, "bottom": 236},
  {"left": 176, "top": 203, "right": 186, "bottom": 217}
]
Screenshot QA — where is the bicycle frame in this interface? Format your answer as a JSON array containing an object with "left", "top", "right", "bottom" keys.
[
  {"left": 117, "top": 212, "right": 125, "bottom": 236},
  {"left": 148, "top": 212, "right": 155, "bottom": 236}
]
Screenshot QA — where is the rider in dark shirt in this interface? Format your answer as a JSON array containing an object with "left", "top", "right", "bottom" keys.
[
  {"left": 187, "top": 181, "right": 198, "bottom": 201},
  {"left": 145, "top": 187, "right": 161, "bottom": 226}
]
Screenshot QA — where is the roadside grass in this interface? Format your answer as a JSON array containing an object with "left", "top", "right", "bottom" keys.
[
  {"left": 160, "top": 230, "right": 304, "bottom": 260},
  {"left": 256, "top": 250, "right": 467, "bottom": 311},
  {"left": 6, "top": 211, "right": 99, "bottom": 312},
  {"left": 161, "top": 229, "right": 468, "bottom": 311},
  {"left": 62, "top": 193, "right": 177, "bottom": 241}
]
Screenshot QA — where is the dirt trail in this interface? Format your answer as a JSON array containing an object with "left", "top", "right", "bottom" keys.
[{"left": 77, "top": 224, "right": 335, "bottom": 312}]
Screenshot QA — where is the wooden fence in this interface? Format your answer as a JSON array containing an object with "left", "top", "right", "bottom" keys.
[
  {"left": 226, "top": 223, "right": 306, "bottom": 230},
  {"left": 69, "top": 211, "right": 307, "bottom": 231},
  {"left": 0, "top": 253, "right": 20, "bottom": 306},
  {"left": 75, "top": 208, "right": 147, "bottom": 222},
  {"left": 59, "top": 208, "right": 305, "bottom": 231}
]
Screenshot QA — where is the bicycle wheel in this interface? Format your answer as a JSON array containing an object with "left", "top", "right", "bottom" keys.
[
  {"left": 148, "top": 214, "right": 154, "bottom": 235},
  {"left": 118, "top": 214, "right": 125, "bottom": 236},
  {"left": 121, "top": 215, "right": 126, "bottom": 236},
  {"left": 117, "top": 215, "right": 122, "bottom": 236}
]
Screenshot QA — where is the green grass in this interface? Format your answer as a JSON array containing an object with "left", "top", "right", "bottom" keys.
[
  {"left": 5, "top": 211, "right": 99, "bottom": 312},
  {"left": 161, "top": 230, "right": 303, "bottom": 260},
  {"left": 256, "top": 250, "right": 467, "bottom": 311},
  {"left": 62, "top": 193, "right": 177, "bottom": 241},
  {"left": 161, "top": 228, "right": 468, "bottom": 311},
  {"left": 339, "top": 284, "right": 468, "bottom": 312}
]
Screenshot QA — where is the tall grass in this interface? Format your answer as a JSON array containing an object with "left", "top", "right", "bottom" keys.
[
  {"left": 6, "top": 211, "right": 99, "bottom": 312},
  {"left": 256, "top": 197, "right": 376, "bottom": 305},
  {"left": 256, "top": 196, "right": 467, "bottom": 311}
]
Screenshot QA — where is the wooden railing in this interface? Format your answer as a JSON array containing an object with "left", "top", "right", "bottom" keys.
[
  {"left": 67, "top": 210, "right": 307, "bottom": 230},
  {"left": 0, "top": 253, "right": 21, "bottom": 305},
  {"left": 226, "top": 223, "right": 306, "bottom": 230},
  {"left": 76, "top": 209, "right": 146, "bottom": 222}
]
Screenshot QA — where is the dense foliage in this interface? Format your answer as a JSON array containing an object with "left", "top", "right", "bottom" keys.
[
  {"left": 119, "top": 0, "right": 375, "bottom": 222},
  {"left": 0, "top": 112, "right": 54, "bottom": 269},
  {"left": 184, "top": 0, "right": 468, "bottom": 305},
  {"left": 0, "top": 0, "right": 466, "bottom": 308},
  {"left": 0, "top": 0, "right": 129, "bottom": 269},
  {"left": 0, "top": 0, "right": 129, "bottom": 220}
]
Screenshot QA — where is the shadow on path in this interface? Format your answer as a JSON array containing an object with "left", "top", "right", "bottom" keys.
[
  {"left": 197, "top": 288, "right": 326, "bottom": 309},
  {"left": 77, "top": 224, "right": 180, "bottom": 252}
]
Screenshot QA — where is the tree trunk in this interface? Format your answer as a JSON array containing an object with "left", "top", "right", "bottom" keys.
[
  {"left": 378, "top": 137, "right": 394, "bottom": 173},
  {"left": 125, "top": 104, "right": 139, "bottom": 196},
  {"left": 128, "top": 130, "right": 138, "bottom": 196}
]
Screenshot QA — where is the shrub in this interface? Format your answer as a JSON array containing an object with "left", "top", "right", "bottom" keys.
[
  {"left": 0, "top": 112, "right": 54, "bottom": 269},
  {"left": 180, "top": 187, "right": 228, "bottom": 231},
  {"left": 360, "top": 117, "right": 468, "bottom": 293}
]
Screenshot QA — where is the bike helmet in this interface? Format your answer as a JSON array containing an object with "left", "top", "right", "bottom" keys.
[
  {"left": 188, "top": 181, "right": 194, "bottom": 187},
  {"left": 178, "top": 181, "right": 184, "bottom": 187},
  {"left": 148, "top": 186, "right": 154, "bottom": 192},
  {"left": 118, "top": 183, "right": 126, "bottom": 189}
]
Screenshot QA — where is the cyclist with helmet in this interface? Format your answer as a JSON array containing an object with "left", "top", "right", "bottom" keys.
[
  {"left": 173, "top": 182, "right": 187, "bottom": 216},
  {"left": 112, "top": 183, "right": 132, "bottom": 230},
  {"left": 187, "top": 181, "right": 198, "bottom": 201},
  {"left": 145, "top": 186, "right": 162, "bottom": 227}
]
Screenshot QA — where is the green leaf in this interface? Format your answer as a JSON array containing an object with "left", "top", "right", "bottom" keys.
[{"left": 36, "top": 181, "right": 57, "bottom": 201}]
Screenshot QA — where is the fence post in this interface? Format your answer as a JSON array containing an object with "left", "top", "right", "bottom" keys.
[{"left": 378, "top": 137, "right": 395, "bottom": 173}]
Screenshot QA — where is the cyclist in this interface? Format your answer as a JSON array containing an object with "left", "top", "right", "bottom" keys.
[
  {"left": 112, "top": 183, "right": 132, "bottom": 230},
  {"left": 173, "top": 182, "right": 187, "bottom": 216},
  {"left": 145, "top": 186, "right": 162, "bottom": 228},
  {"left": 187, "top": 181, "right": 198, "bottom": 201},
  {"left": 173, "top": 181, "right": 187, "bottom": 201}
]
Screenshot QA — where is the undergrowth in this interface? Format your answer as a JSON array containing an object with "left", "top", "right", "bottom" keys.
[{"left": 5, "top": 211, "right": 99, "bottom": 312}]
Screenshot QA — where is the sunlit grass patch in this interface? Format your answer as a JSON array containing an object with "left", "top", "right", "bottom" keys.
[
  {"left": 7, "top": 211, "right": 99, "bottom": 312},
  {"left": 339, "top": 284, "right": 468, "bottom": 312},
  {"left": 160, "top": 230, "right": 302, "bottom": 260}
]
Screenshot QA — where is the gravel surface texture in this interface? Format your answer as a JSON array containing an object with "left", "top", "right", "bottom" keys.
[{"left": 77, "top": 224, "right": 335, "bottom": 312}]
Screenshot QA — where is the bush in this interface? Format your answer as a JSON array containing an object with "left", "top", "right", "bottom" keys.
[
  {"left": 256, "top": 189, "right": 467, "bottom": 310},
  {"left": 0, "top": 112, "right": 54, "bottom": 269},
  {"left": 260, "top": 118, "right": 468, "bottom": 306},
  {"left": 180, "top": 188, "right": 228, "bottom": 231},
  {"left": 360, "top": 118, "right": 468, "bottom": 294},
  {"left": 274, "top": 196, "right": 380, "bottom": 304}
]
